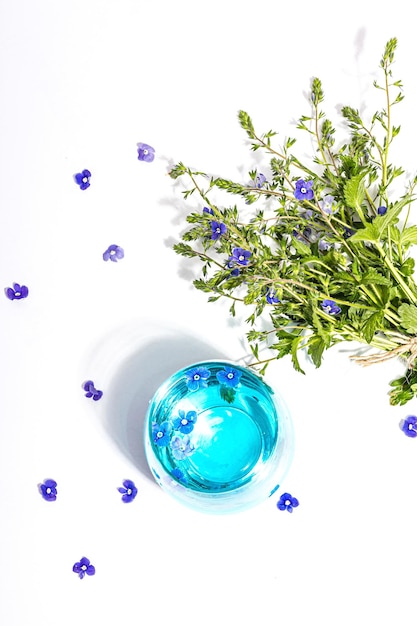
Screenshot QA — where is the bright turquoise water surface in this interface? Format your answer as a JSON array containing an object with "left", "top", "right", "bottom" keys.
[{"left": 146, "top": 361, "right": 280, "bottom": 493}]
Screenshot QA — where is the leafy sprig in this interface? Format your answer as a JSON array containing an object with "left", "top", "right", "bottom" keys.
[{"left": 169, "top": 38, "right": 417, "bottom": 406}]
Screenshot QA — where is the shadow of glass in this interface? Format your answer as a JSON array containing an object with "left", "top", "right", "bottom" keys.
[{"left": 104, "top": 331, "right": 230, "bottom": 482}]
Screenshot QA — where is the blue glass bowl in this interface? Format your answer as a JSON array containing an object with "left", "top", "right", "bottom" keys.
[{"left": 144, "top": 360, "right": 294, "bottom": 514}]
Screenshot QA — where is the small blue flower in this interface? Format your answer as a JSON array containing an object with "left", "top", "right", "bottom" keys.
[
  {"left": 321, "top": 299, "right": 341, "bottom": 315},
  {"left": 401, "top": 415, "right": 417, "bottom": 438},
  {"left": 171, "top": 434, "right": 195, "bottom": 460},
  {"left": 4, "top": 283, "right": 29, "bottom": 300},
  {"left": 318, "top": 238, "right": 330, "bottom": 252},
  {"left": 343, "top": 227, "right": 355, "bottom": 239},
  {"left": 137, "top": 142, "right": 155, "bottom": 162},
  {"left": 318, "top": 194, "right": 335, "bottom": 215},
  {"left": 83, "top": 380, "right": 103, "bottom": 401},
  {"left": 211, "top": 221, "right": 227, "bottom": 240},
  {"left": 216, "top": 366, "right": 242, "bottom": 388},
  {"left": 171, "top": 468, "right": 187, "bottom": 483},
  {"left": 255, "top": 172, "right": 267, "bottom": 188},
  {"left": 74, "top": 169, "right": 91, "bottom": 190},
  {"left": 277, "top": 492, "right": 299, "bottom": 513},
  {"left": 226, "top": 259, "right": 240, "bottom": 277},
  {"left": 152, "top": 421, "right": 172, "bottom": 446},
  {"left": 117, "top": 479, "right": 138, "bottom": 503},
  {"left": 103, "top": 244, "right": 124, "bottom": 262},
  {"left": 185, "top": 366, "right": 210, "bottom": 391},
  {"left": 294, "top": 179, "right": 314, "bottom": 202},
  {"left": 73, "top": 557, "right": 95, "bottom": 579},
  {"left": 39, "top": 479, "right": 57, "bottom": 502},
  {"left": 231, "top": 247, "right": 251, "bottom": 266},
  {"left": 173, "top": 410, "right": 198, "bottom": 434},
  {"left": 266, "top": 288, "right": 280, "bottom": 304},
  {"left": 377, "top": 205, "right": 388, "bottom": 216},
  {"left": 203, "top": 207, "right": 214, "bottom": 215}
]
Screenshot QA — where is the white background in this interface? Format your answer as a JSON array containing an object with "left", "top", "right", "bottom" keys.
[{"left": 1, "top": 1, "right": 416, "bottom": 624}]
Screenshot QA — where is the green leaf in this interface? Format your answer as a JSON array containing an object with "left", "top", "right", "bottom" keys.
[
  {"left": 398, "top": 303, "right": 417, "bottom": 333},
  {"left": 291, "top": 335, "right": 305, "bottom": 374},
  {"left": 344, "top": 174, "right": 366, "bottom": 210},
  {"left": 360, "top": 268, "right": 391, "bottom": 287},
  {"left": 361, "top": 310, "right": 384, "bottom": 343},
  {"left": 400, "top": 225, "right": 417, "bottom": 247},
  {"left": 373, "top": 194, "right": 414, "bottom": 237},
  {"left": 219, "top": 385, "right": 236, "bottom": 404},
  {"left": 307, "top": 335, "right": 326, "bottom": 367},
  {"left": 349, "top": 223, "right": 380, "bottom": 243}
]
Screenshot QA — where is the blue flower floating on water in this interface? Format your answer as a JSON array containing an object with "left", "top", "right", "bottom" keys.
[
  {"left": 171, "top": 434, "right": 195, "bottom": 460},
  {"left": 83, "top": 380, "right": 103, "bottom": 401},
  {"left": 185, "top": 366, "right": 210, "bottom": 391},
  {"left": 294, "top": 179, "right": 314, "bottom": 202},
  {"left": 73, "top": 557, "right": 95, "bottom": 579},
  {"left": 171, "top": 468, "right": 187, "bottom": 483},
  {"left": 5, "top": 282, "right": 29, "bottom": 300},
  {"left": 74, "top": 169, "right": 91, "bottom": 190},
  {"left": 216, "top": 366, "right": 242, "bottom": 388},
  {"left": 401, "top": 415, "right": 417, "bottom": 438},
  {"left": 230, "top": 247, "right": 251, "bottom": 266},
  {"left": 137, "top": 142, "right": 155, "bottom": 162},
  {"left": 321, "top": 299, "right": 341, "bottom": 315},
  {"left": 117, "top": 479, "right": 138, "bottom": 503},
  {"left": 173, "top": 409, "right": 198, "bottom": 434},
  {"left": 210, "top": 221, "right": 227, "bottom": 240},
  {"left": 103, "top": 244, "right": 124, "bottom": 262},
  {"left": 39, "top": 479, "right": 57, "bottom": 502},
  {"left": 152, "top": 421, "right": 172, "bottom": 446},
  {"left": 277, "top": 492, "right": 299, "bottom": 513}
]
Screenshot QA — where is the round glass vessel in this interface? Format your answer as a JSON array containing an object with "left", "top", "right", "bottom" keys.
[{"left": 144, "top": 360, "right": 294, "bottom": 514}]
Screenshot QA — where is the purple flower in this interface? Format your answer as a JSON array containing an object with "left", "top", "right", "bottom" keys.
[
  {"left": 231, "top": 247, "right": 251, "bottom": 266},
  {"left": 152, "top": 421, "right": 172, "bottom": 447},
  {"left": 185, "top": 366, "right": 210, "bottom": 391},
  {"left": 103, "top": 244, "right": 124, "bottom": 262},
  {"left": 294, "top": 179, "right": 314, "bottom": 202},
  {"left": 173, "top": 409, "right": 198, "bottom": 434},
  {"left": 401, "top": 415, "right": 417, "bottom": 438},
  {"left": 171, "top": 468, "right": 187, "bottom": 483},
  {"left": 39, "top": 479, "right": 57, "bottom": 502},
  {"left": 266, "top": 288, "right": 280, "bottom": 304},
  {"left": 73, "top": 557, "right": 95, "bottom": 579},
  {"left": 255, "top": 172, "right": 267, "bottom": 188},
  {"left": 216, "top": 366, "right": 242, "bottom": 388},
  {"left": 210, "top": 221, "right": 227, "bottom": 240},
  {"left": 377, "top": 205, "right": 388, "bottom": 216},
  {"left": 4, "top": 283, "right": 29, "bottom": 300},
  {"left": 83, "top": 380, "right": 103, "bottom": 401},
  {"left": 137, "top": 142, "right": 155, "bottom": 162},
  {"left": 277, "top": 492, "right": 299, "bottom": 513},
  {"left": 318, "top": 238, "right": 330, "bottom": 252},
  {"left": 203, "top": 207, "right": 214, "bottom": 215},
  {"left": 321, "top": 299, "right": 341, "bottom": 315},
  {"left": 117, "top": 479, "right": 138, "bottom": 503},
  {"left": 74, "top": 169, "right": 91, "bottom": 190},
  {"left": 171, "top": 434, "right": 195, "bottom": 460},
  {"left": 318, "top": 194, "right": 335, "bottom": 215}
]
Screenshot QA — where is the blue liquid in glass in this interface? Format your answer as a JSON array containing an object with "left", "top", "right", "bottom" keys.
[{"left": 147, "top": 361, "right": 280, "bottom": 494}]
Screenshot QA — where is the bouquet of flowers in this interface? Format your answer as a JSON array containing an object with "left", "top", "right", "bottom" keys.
[{"left": 169, "top": 38, "right": 417, "bottom": 406}]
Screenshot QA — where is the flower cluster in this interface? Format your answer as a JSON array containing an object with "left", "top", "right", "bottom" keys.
[{"left": 170, "top": 38, "right": 417, "bottom": 407}]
